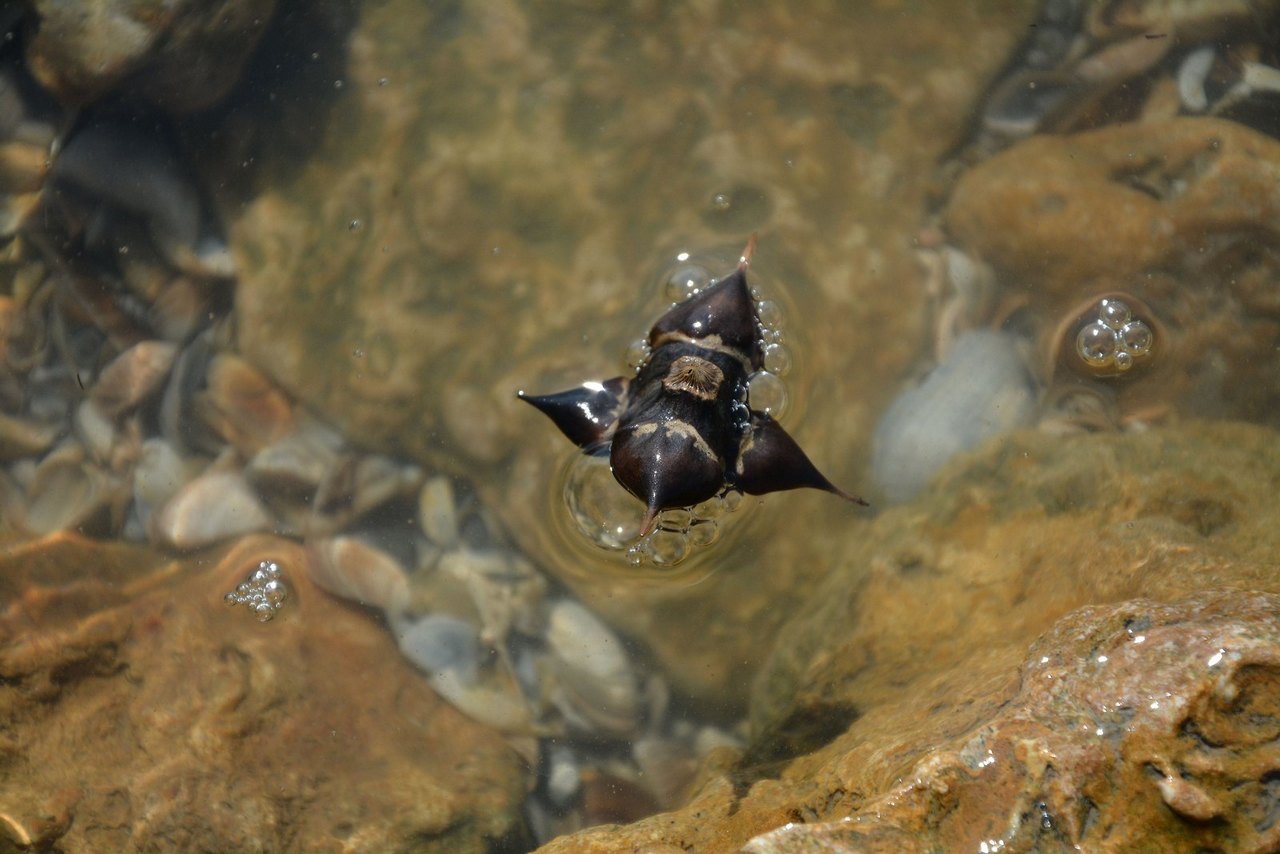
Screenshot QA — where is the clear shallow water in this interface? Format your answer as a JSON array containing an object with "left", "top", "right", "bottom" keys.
[{"left": 6, "top": 0, "right": 1280, "bottom": 849}]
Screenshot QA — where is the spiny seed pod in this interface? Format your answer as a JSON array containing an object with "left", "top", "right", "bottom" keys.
[{"left": 519, "top": 236, "right": 865, "bottom": 535}]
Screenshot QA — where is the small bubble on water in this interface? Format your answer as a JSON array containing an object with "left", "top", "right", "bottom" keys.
[
  {"left": 561, "top": 454, "right": 745, "bottom": 567},
  {"left": 352, "top": 348, "right": 365, "bottom": 359},
  {"left": 756, "top": 299, "right": 783, "bottom": 330},
  {"left": 659, "top": 507, "right": 693, "bottom": 532},
  {"left": 565, "top": 454, "right": 642, "bottom": 550},
  {"left": 378, "top": 77, "right": 390, "bottom": 86},
  {"left": 711, "top": 192, "right": 732, "bottom": 211},
  {"left": 763, "top": 342, "right": 792, "bottom": 376},
  {"left": 664, "top": 264, "right": 712, "bottom": 303},
  {"left": 647, "top": 528, "right": 691, "bottom": 566},
  {"left": 691, "top": 497, "right": 725, "bottom": 521},
  {"left": 624, "top": 338, "right": 651, "bottom": 371},
  {"left": 348, "top": 218, "right": 362, "bottom": 232},
  {"left": 687, "top": 520, "right": 719, "bottom": 547},
  {"left": 747, "top": 370, "right": 789, "bottom": 418}
]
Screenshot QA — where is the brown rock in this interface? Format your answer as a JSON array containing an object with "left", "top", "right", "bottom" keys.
[
  {"left": 537, "top": 420, "right": 1280, "bottom": 851},
  {"left": 0, "top": 532, "right": 526, "bottom": 851},
  {"left": 943, "top": 117, "right": 1280, "bottom": 423},
  {"left": 945, "top": 118, "right": 1280, "bottom": 305},
  {"left": 745, "top": 590, "right": 1280, "bottom": 852}
]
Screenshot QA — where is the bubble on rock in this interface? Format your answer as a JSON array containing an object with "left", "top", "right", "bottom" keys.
[
  {"left": 1076, "top": 321, "right": 1116, "bottom": 366},
  {"left": 1074, "top": 298, "right": 1156, "bottom": 374},
  {"left": 225, "top": 559, "right": 289, "bottom": 621},
  {"left": 1119, "top": 320, "right": 1152, "bottom": 356},
  {"left": 263, "top": 579, "right": 286, "bottom": 607},
  {"left": 1098, "top": 298, "right": 1131, "bottom": 330}
]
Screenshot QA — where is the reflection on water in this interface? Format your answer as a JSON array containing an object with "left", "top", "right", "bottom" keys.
[{"left": 4, "top": 0, "right": 1280, "bottom": 850}]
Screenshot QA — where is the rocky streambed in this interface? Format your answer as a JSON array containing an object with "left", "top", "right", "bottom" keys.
[{"left": 2, "top": 1, "right": 1280, "bottom": 851}]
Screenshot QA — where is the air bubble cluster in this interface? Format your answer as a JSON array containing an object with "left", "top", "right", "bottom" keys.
[
  {"left": 224, "top": 559, "right": 288, "bottom": 621},
  {"left": 1075, "top": 298, "right": 1154, "bottom": 373},
  {"left": 563, "top": 427, "right": 744, "bottom": 568},
  {"left": 625, "top": 492, "right": 741, "bottom": 568}
]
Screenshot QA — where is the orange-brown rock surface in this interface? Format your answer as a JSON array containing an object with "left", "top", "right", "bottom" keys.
[
  {"left": 746, "top": 590, "right": 1280, "bottom": 852},
  {"left": 537, "top": 421, "right": 1280, "bottom": 852},
  {"left": 944, "top": 117, "right": 1280, "bottom": 425},
  {"left": 0, "top": 534, "right": 527, "bottom": 851}
]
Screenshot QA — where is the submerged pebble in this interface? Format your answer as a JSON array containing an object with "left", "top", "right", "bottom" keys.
[
  {"left": 545, "top": 599, "right": 641, "bottom": 735},
  {"left": 306, "top": 535, "right": 412, "bottom": 619},
  {"left": 152, "top": 469, "right": 274, "bottom": 550},
  {"left": 398, "top": 614, "right": 481, "bottom": 683},
  {"left": 872, "top": 330, "right": 1038, "bottom": 504}
]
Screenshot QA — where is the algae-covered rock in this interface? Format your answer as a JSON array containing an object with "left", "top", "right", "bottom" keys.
[
  {"left": 751, "top": 420, "right": 1280, "bottom": 744},
  {"left": 536, "top": 421, "right": 1280, "bottom": 852},
  {"left": 0, "top": 534, "right": 526, "bottom": 851},
  {"left": 746, "top": 590, "right": 1280, "bottom": 852},
  {"left": 944, "top": 117, "right": 1280, "bottom": 426}
]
